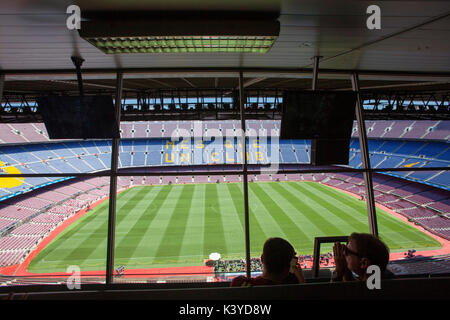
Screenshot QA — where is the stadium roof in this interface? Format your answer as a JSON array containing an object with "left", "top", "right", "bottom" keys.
[{"left": 0, "top": 0, "right": 449, "bottom": 93}]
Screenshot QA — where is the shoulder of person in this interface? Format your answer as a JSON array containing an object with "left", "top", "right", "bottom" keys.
[{"left": 230, "top": 276, "right": 252, "bottom": 287}]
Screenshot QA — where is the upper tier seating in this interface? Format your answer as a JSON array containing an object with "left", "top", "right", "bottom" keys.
[
  {"left": 1, "top": 120, "right": 447, "bottom": 144},
  {"left": 2, "top": 127, "right": 447, "bottom": 197}
]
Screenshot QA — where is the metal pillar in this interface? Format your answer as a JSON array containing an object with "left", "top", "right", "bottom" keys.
[
  {"left": 239, "top": 71, "right": 251, "bottom": 279},
  {"left": 312, "top": 56, "right": 321, "bottom": 90},
  {"left": 70, "top": 56, "right": 85, "bottom": 96},
  {"left": 351, "top": 73, "right": 378, "bottom": 237},
  {"left": 310, "top": 56, "right": 321, "bottom": 164},
  {"left": 106, "top": 72, "right": 123, "bottom": 285}
]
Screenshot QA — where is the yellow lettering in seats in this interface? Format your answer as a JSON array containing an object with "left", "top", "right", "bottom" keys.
[
  {"left": 211, "top": 152, "right": 220, "bottom": 162},
  {"left": 180, "top": 152, "right": 190, "bottom": 163},
  {"left": 165, "top": 153, "right": 174, "bottom": 163},
  {"left": 195, "top": 140, "right": 204, "bottom": 149},
  {"left": 256, "top": 152, "right": 264, "bottom": 161},
  {"left": 166, "top": 140, "right": 175, "bottom": 149}
]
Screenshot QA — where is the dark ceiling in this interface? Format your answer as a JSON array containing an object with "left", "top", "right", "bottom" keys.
[
  {"left": 3, "top": 78, "right": 450, "bottom": 98},
  {"left": 0, "top": 1, "right": 449, "bottom": 95}
]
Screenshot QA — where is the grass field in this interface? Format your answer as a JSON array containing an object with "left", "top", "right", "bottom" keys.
[{"left": 27, "top": 181, "right": 442, "bottom": 273}]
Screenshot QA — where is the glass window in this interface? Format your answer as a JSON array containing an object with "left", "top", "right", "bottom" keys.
[{"left": 112, "top": 120, "right": 245, "bottom": 283}]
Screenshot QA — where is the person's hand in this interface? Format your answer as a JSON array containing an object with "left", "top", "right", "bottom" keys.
[
  {"left": 290, "top": 257, "right": 305, "bottom": 283},
  {"left": 333, "top": 242, "right": 349, "bottom": 279}
]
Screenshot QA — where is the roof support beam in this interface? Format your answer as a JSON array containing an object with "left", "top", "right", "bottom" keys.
[
  {"left": 181, "top": 78, "right": 196, "bottom": 88},
  {"left": 236, "top": 77, "right": 267, "bottom": 89},
  {"left": 336, "top": 81, "right": 450, "bottom": 91},
  {"left": 49, "top": 80, "right": 138, "bottom": 92},
  {"left": 3, "top": 69, "right": 450, "bottom": 83},
  {"left": 146, "top": 78, "right": 175, "bottom": 88}
]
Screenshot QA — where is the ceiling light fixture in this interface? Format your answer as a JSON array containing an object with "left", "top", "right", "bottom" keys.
[{"left": 79, "top": 19, "right": 279, "bottom": 54}]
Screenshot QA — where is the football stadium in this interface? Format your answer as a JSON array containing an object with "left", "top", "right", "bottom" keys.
[{"left": 0, "top": 0, "right": 449, "bottom": 302}]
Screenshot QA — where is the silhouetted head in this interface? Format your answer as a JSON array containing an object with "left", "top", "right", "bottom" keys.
[
  {"left": 345, "top": 233, "right": 390, "bottom": 277},
  {"left": 261, "top": 237, "right": 296, "bottom": 275}
]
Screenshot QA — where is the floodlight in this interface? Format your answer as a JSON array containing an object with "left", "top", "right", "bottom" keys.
[{"left": 79, "top": 19, "right": 279, "bottom": 54}]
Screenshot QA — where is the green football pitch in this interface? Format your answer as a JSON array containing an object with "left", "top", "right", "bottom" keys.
[{"left": 28, "top": 181, "right": 441, "bottom": 273}]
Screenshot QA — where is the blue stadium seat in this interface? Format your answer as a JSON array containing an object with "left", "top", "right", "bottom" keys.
[
  {"left": 45, "top": 143, "right": 77, "bottom": 158},
  {"left": 81, "top": 141, "right": 101, "bottom": 155},
  {"left": 395, "top": 141, "right": 426, "bottom": 156},
  {"left": 428, "top": 171, "right": 450, "bottom": 187},
  {"left": 120, "top": 152, "right": 132, "bottom": 167},
  {"left": 121, "top": 140, "right": 133, "bottom": 152},
  {"left": 69, "top": 157, "right": 96, "bottom": 172},
  {"left": 377, "top": 155, "right": 406, "bottom": 168},
  {"left": 279, "top": 140, "right": 297, "bottom": 163},
  {"left": 83, "top": 155, "right": 106, "bottom": 171},
  {"left": 133, "top": 152, "right": 146, "bottom": 167},
  {"left": 369, "top": 154, "right": 386, "bottom": 167},
  {"left": 349, "top": 153, "right": 362, "bottom": 168},
  {"left": 94, "top": 141, "right": 111, "bottom": 153},
  {"left": 367, "top": 140, "right": 385, "bottom": 152},
  {"left": 62, "top": 142, "right": 87, "bottom": 155},
  {"left": 435, "top": 148, "right": 450, "bottom": 161},
  {"left": 147, "top": 151, "right": 162, "bottom": 166},
  {"left": 48, "top": 159, "right": 77, "bottom": 173},
  {"left": 416, "top": 143, "right": 450, "bottom": 158},
  {"left": 98, "top": 154, "right": 112, "bottom": 169},
  {"left": 0, "top": 135, "right": 448, "bottom": 196}
]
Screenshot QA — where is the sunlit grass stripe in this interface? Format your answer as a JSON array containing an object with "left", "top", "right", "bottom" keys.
[
  {"left": 302, "top": 182, "right": 369, "bottom": 220},
  {"left": 269, "top": 182, "right": 342, "bottom": 236},
  {"left": 217, "top": 184, "right": 246, "bottom": 258},
  {"left": 299, "top": 182, "right": 422, "bottom": 250},
  {"left": 27, "top": 181, "right": 442, "bottom": 273},
  {"left": 305, "top": 182, "right": 404, "bottom": 242},
  {"left": 73, "top": 186, "right": 152, "bottom": 265},
  {"left": 376, "top": 211, "right": 438, "bottom": 246},
  {"left": 130, "top": 185, "right": 176, "bottom": 261},
  {"left": 247, "top": 185, "right": 288, "bottom": 239},
  {"left": 53, "top": 190, "right": 131, "bottom": 245},
  {"left": 307, "top": 182, "right": 436, "bottom": 246},
  {"left": 303, "top": 182, "right": 407, "bottom": 246},
  {"left": 43, "top": 187, "right": 141, "bottom": 265},
  {"left": 250, "top": 182, "right": 311, "bottom": 244},
  {"left": 289, "top": 182, "right": 369, "bottom": 232},
  {"left": 227, "top": 183, "right": 266, "bottom": 255},
  {"left": 154, "top": 185, "right": 195, "bottom": 260},
  {"left": 114, "top": 186, "right": 169, "bottom": 262},
  {"left": 140, "top": 185, "right": 187, "bottom": 265},
  {"left": 317, "top": 182, "right": 441, "bottom": 249},
  {"left": 203, "top": 184, "right": 227, "bottom": 256},
  {"left": 281, "top": 182, "right": 349, "bottom": 235},
  {"left": 260, "top": 183, "right": 323, "bottom": 237},
  {"left": 32, "top": 199, "right": 109, "bottom": 261},
  {"left": 178, "top": 184, "right": 206, "bottom": 261}
]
